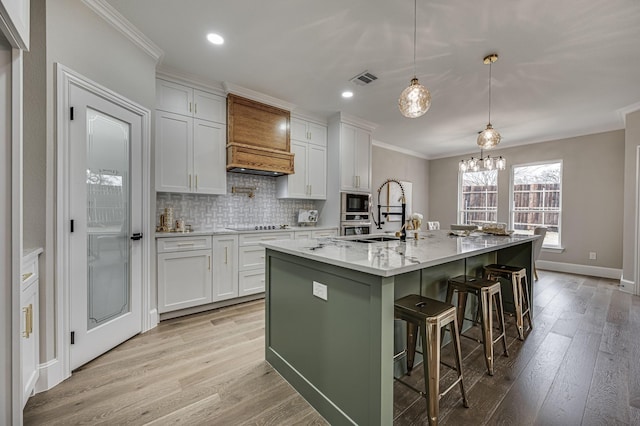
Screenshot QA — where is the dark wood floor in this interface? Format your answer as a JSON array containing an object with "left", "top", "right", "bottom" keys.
[{"left": 24, "top": 271, "right": 639, "bottom": 425}]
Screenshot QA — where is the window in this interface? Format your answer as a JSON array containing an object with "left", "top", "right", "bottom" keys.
[
  {"left": 510, "top": 161, "right": 562, "bottom": 247},
  {"left": 459, "top": 170, "right": 498, "bottom": 226}
]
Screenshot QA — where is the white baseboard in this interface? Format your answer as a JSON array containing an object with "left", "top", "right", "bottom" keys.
[
  {"left": 145, "top": 308, "right": 158, "bottom": 332},
  {"left": 537, "top": 260, "right": 622, "bottom": 280},
  {"left": 34, "top": 358, "right": 68, "bottom": 394},
  {"left": 619, "top": 277, "right": 637, "bottom": 295}
]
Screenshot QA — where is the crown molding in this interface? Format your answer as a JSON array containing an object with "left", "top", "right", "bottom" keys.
[
  {"left": 372, "top": 140, "right": 430, "bottom": 160},
  {"left": 156, "top": 66, "right": 226, "bottom": 96},
  {"left": 329, "top": 112, "right": 378, "bottom": 132},
  {"left": 82, "top": 0, "right": 164, "bottom": 63},
  {"left": 222, "top": 82, "right": 296, "bottom": 111},
  {"left": 619, "top": 101, "right": 640, "bottom": 126}
]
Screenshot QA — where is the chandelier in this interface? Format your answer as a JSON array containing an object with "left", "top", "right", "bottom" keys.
[
  {"left": 459, "top": 149, "right": 506, "bottom": 172},
  {"left": 398, "top": 0, "right": 431, "bottom": 118},
  {"left": 477, "top": 53, "right": 501, "bottom": 149}
]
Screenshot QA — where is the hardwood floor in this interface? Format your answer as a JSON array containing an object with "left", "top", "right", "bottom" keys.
[{"left": 24, "top": 271, "right": 638, "bottom": 425}]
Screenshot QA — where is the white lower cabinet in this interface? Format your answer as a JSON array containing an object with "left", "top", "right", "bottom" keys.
[
  {"left": 21, "top": 250, "right": 41, "bottom": 408},
  {"left": 212, "top": 235, "right": 238, "bottom": 302},
  {"left": 156, "top": 229, "right": 337, "bottom": 313},
  {"left": 239, "top": 269, "right": 267, "bottom": 296},
  {"left": 238, "top": 231, "right": 294, "bottom": 296},
  {"left": 157, "top": 237, "right": 213, "bottom": 313}
]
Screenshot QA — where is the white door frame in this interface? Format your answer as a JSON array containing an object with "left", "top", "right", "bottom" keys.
[{"left": 55, "top": 64, "right": 153, "bottom": 379}]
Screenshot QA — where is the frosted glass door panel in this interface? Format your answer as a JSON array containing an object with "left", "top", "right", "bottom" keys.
[{"left": 86, "top": 108, "right": 130, "bottom": 330}]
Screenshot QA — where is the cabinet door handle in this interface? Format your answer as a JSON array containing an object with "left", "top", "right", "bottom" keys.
[
  {"left": 195, "top": 175, "right": 198, "bottom": 190},
  {"left": 189, "top": 174, "right": 192, "bottom": 189},
  {"left": 194, "top": 103, "right": 198, "bottom": 114},
  {"left": 208, "top": 255, "right": 211, "bottom": 270},
  {"left": 189, "top": 102, "right": 192, "bottom": 113},
  {"left": 225, "top": 247, "right": 228, "bottom": 264},
  {"left": 23, "top": 304, "right": 32, "bottom": 338}
]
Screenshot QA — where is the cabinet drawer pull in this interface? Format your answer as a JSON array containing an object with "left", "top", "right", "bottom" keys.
[
  {"left": 23, "top": 304, "right": 33, "bottom": 338},
  {"left": 177, "top": 242, "right": 195, "bottom": 247}
]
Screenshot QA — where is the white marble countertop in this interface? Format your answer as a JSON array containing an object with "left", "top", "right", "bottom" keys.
[
  {"left": 262, "top": 230, "right": 539, "bottom": 277},
  {"left": 155, "top": 225, "right": 338, "bottom": 238}
]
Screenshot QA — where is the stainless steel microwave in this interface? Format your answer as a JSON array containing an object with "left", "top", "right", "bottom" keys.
[{"left": 340, "top": 192, "right": 371, "bottom": 215}]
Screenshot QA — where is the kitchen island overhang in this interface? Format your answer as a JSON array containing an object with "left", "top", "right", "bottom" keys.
[{"left": 262, "top": 231, "right": 538, "bottom": 425}]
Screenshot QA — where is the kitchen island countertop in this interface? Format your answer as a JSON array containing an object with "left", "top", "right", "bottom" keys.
[{"left": 262, "top": 230, "right": 538, "bottom": 277}]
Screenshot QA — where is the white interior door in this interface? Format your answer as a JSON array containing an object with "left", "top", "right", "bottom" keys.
[{"left": 68, "top": 83, "right": 142, "bottom": 370}]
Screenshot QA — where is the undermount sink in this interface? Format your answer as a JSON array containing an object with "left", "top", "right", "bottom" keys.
[{"left": 352, "top": 236, "right": 400, "bottom": 243}]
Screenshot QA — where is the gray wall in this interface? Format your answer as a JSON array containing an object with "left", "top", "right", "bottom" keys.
[
  {"left": 22, "top": 0, "right": 157, "bottom": 364},
  {"left": 429, "top": 130, "right": 625, "bottom": 269},
  {"left": 372, "top": 144, "right": 429, "bottom": 233},
  {"left": 622, "top": 110, "right": 640, "bottom": 284}
]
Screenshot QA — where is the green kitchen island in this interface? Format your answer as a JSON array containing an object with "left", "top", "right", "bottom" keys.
[{"left": 262, "top": 230, "right": 538, "bottom": 425}]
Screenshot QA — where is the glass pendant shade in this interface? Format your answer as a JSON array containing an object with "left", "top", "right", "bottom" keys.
[
  {"left": 483, "top": 156, "right": 494, "bottom": 170},
  {"left": 459, "top": 160, "right": 468, "bottom": 172},
  {"left": 399, "top": 78, "right": 431, "bottom": 118},
  {"left": 477, "top": 124, "right": 501, "bottom": 149},
  {"left": 496, "top": 156, "right": 506, "bottom": 170}
]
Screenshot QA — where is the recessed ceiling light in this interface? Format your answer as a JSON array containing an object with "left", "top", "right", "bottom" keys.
[
  {"left": 342, "top": 91, "right": 354, "bottom": 98},
  {"left": 207, "top": 33, "right": 224, "bottom": 45}
]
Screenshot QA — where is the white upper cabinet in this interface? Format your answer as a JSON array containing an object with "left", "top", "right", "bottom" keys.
[
  {"left": 276, "top": 117, "right": 327, "bottom": 199},
  {"left": 156, "top": 79, "right": 226, "bottom": 124},
  {"left": 155, "top": 111, "right": 226, "bottom": 194},
  {"left": 193, "top": 119, "right": 226, "bottom": 194},
  {"left": 290, "top": 118, "right": 327, "bottom": 146},
  {"left": 340, "top": 123, "right": 371, "bottom": 192},
  {"left": 155, "top": 79, "right": 227, "bottom": 194}
]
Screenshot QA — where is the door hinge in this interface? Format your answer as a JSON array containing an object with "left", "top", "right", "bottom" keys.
[
  {"left": 70, "top": 219, "right": 74, "bottom": 232},
  {"left": 70, "top": 107, "right": 74, "bottom": 121},
  {"left": 70, "top": 331, "right": 75, "bottom": 344}
]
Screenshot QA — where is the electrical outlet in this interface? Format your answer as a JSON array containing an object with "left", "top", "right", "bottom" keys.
[
  {"left": 313, "top": 281, "right": 328, "bottom": 301},
  {"left": 589, "top": 252, "right": 597, "bottom": 260}
]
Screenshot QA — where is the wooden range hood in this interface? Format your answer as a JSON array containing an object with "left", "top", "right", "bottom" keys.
[{"left": 226, "top": 94, "right": 294, "bottom": 176}]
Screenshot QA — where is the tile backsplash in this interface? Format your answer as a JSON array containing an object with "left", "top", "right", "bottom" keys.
[{"left": 156, "top": 173, "right": 319, "bottom": 230}]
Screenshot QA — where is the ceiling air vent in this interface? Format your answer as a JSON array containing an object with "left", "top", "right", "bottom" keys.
[{"left": 350, "top": 70, "right": 378, "bottom": 86}]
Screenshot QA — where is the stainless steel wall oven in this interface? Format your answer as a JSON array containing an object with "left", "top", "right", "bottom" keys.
[{"left": 340, "top": 192, "right": 371, "bottom": 235}]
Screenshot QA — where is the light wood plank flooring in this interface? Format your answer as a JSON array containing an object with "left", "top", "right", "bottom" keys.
[{"left": 24, "top": 271, "right": 639, "bottom": 425}]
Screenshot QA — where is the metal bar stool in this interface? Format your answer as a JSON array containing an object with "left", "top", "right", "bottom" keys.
[
  {"left": 446, "top": 275, "right": 509, "bottom": 375},
  {"left": 484, "top": 264, "right": 533, "bottom": 340},
  {"left": 394, "top": 294, "right": 469, "bottom": 425}
]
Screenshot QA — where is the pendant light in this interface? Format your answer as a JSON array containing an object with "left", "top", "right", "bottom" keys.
[
  {"left": 477, "top": 53, "right": 501, "bottom": 149},
  {"left": 398, "top": 0, "right": 431, "bottom": 118},
  {"left": 459, "top": 149, "right": 506, "bottom": 172}
]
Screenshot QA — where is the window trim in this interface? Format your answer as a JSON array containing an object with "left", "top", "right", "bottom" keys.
[
  {"left": 509, "top": 159, "right": 563, "bottom": 249},
  {"left": 457, "top": 168, "right": 498, "bottom": 226}
]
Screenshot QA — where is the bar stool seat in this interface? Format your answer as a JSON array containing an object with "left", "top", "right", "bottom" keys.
[
  {"left": 484, "top": 264, "right": 533, "bottom": 340},
  {"left": 446, "top": 275, "right": 509, "bottom": 375},
  {"left": 394, "top": 294, "right": 469, "bottom": 425}
]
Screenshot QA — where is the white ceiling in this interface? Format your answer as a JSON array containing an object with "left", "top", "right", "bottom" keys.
[{"left": 105, "top": 0, "right": 640, "bottom": 159}]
